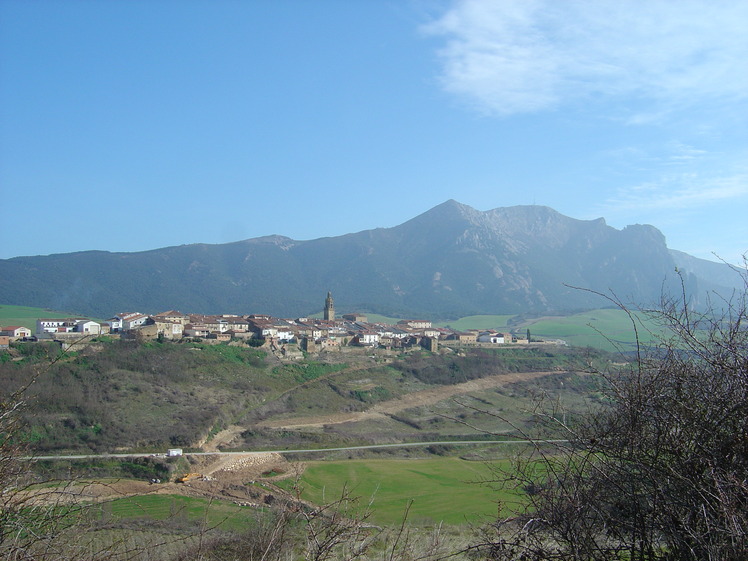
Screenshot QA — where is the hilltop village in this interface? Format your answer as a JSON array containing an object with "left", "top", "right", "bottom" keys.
[{"left": 1, "top": 292, "right": 543, "bottom": 354}]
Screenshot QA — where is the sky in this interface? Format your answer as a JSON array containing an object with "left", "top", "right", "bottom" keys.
[{"left": 1, "top": 0, "right": 746, "bottom": 264}]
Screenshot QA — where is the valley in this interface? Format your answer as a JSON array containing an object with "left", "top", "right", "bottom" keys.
[
  {"left": 3, "top": 287, "right": 741, "bottom": 560},
  {"left": 1, "top": 327, "right": 603, "bottom": 538}
]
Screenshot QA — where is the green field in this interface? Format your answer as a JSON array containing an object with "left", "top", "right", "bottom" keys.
[
  {"left": 435, "top": 314, "right": 514, "bottom": 332},
  {"left": 519, "top": 308, "right": 662, "bottom": 352},
  {"left": 0, "top": 304, "right": 82, "bottom": 329},
  {"left": 287, "top": 457, "right": 521, "bottom": 526},
  {"left": 92, "top": 493, "right": 254, "bottom": 531}
]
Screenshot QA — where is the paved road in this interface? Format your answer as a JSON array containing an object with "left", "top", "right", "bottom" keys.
[{"left": 24, "top": 439, "right": 569, "bottom": 461}]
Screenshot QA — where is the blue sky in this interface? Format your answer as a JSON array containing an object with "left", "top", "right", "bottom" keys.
[{"left": 1, "top": 0, "right": 746, "bottom": 264}]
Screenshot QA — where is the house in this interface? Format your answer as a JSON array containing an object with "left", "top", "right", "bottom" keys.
[
  {"left": 224, "top": 317, "right": 250, "bottom": 332},
  {"left": 295, "top": 321, "right": 325, "bottom": 340},
  {"left": 247, "top": 318, "right": 278, "bottom": 340},
  {"left": 36, "top": 318, "right": 70, "bottom": 334},
  {"left": 183, "top": 323, "right": 210, "bottom": 338},
  {"left": 270, "top": 319, "right": 295, "bottom": 342},
  {"left": 74, "top": 321, "right": 102, "bottom": 335},
  {"left": 152, "top": 318, "right": 184, "bottom": 339},
  {"left": 36, "top": 318, "right": 103, "bottom": 337},
  {"left": 421, "top": 336, "right": 439, "bottom": 352},
  {"left": 477, "top": 332, "right": 505, "bottom": 344},
  {"left": 0, "top": 326, "right": 32, "bottom": 339},
  {"left": 122, "top": 323, "right": 159, "bottom": 341},
  {"left": 36, "top": 318, "right": 81, "bottom": 334},
  {"left": 188, "top": 315, "right": 222, "bottom": 332},
  {"left": 385, "top": 327, "right": 411, "bottom": 339},
  {"left": 451, "top": 332, "right": 478, "bottom": 344},
  {"left": 423, "top": 327, "right": 442, "bottom": 339},
  {"left": 317, "top": 336, "right": 340, "bottom": 350},
  {"left": 353, "top": 331, "right": 380, "bottom": 346},
  {"left": 152, "top": 310, "right": 190, "bottom": 326},
  {"left": 342, "top": 313, "right": 368, "bottom": 322},
  {"left": 397, "top": 319, "right": 432, "bottom": 329},
  {"left": 117, "top": 312, "right": 149, "bottom": 331},
  {"left": 105, "top": 317, "right": 123, "bottom": 332}
]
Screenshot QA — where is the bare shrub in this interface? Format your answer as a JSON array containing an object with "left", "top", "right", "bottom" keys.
[{"left": 471, "top": 266, "right": 748, "bottom": 560}]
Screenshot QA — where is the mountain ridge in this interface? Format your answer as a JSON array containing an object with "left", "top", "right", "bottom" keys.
[{"left": 0, "top": 201, "right": 740, "bottom": 319}]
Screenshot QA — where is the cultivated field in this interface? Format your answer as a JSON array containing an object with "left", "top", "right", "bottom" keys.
[
  {"left": 284, "top": 456, "right": 523, "bottom": 526},
  {"left": 435, "top": 314, "right": 514, "bottom": 332},
  {"left": 513, "top": 308, "right": 662, "bottom": 351},
  {"left": 0, "top": 304, "right": 84, "bottom": 329}
]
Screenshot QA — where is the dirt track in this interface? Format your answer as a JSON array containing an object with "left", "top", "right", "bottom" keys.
[
  {"left": 257, "top": 370, "right": 557, "bottom": 430},
  {"left": 24, "top": 452, "right": 297, "bottom": 508}
]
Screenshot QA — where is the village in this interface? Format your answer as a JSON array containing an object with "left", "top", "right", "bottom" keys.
[{"left": 0, "top": 292, "right": 547, "bottom": 353}]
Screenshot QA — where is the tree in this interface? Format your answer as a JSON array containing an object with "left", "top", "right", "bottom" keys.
[{"left": 474, "top": 267, "right": 748, "bottom": 560}]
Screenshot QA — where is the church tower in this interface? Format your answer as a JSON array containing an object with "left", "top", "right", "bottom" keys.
[{"left": 324, "top": 291, "right": 335, "bottom": 321}]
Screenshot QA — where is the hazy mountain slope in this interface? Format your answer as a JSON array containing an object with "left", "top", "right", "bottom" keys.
[
  {"left": 0, "top": 200, "right": 733, "bottom": 318},
  {"left": 669, "top": 249, "right": 745, "bottom": 307}
]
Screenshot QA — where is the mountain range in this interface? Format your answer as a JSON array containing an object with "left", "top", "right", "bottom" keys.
[{"left": 0, "top": 200, "right": 742, "bottom": 319}]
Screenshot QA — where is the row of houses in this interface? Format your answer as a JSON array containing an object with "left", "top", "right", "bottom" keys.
[
  {"left": 2, "top": 315, "right": 515, "bottom": 349},
  {"left": 1, "top": 299, "right": 526, "bottom": 350}
]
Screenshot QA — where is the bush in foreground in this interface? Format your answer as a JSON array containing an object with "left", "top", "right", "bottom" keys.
[{"left": 475, "top": 270, "right": 748, "bottom": 560}]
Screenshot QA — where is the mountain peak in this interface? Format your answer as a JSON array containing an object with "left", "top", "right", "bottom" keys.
[
  {"left": 1, "top": 200, "right": 732, "bottom": 319},
  {"left": 424, "top": 200, "right": 572, "bottom": 226},
  {"left": 422, "top": 199, "right": 478, "bottom": 218}
]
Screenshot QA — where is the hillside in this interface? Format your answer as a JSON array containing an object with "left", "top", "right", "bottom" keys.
[
  {"left": 1, "top": 338, "right": 605, "bottom": 455},
  {"left": 1, "top": 200, "right": 741, "bottom": 318}
]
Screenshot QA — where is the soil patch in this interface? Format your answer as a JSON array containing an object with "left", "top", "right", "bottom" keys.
[{"left": 23, "top": 452, "right": 299, "bottom": 509}]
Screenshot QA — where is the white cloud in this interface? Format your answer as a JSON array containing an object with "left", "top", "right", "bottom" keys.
[
  {"left": 424, "top": 0, "right": 748, "bottom": 116},
  {"left": 664, "top": 142, "right": 708, "bottom": 165},
  {"left": 604, "top": 172, "right": 748, "bottom": 213}
]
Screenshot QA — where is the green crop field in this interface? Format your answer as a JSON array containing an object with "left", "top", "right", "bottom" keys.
[
  {"left": 520, "top": 308, "right": 662, "bottom": 351},
  {"left": 92, "top": 493, "right": 255, "bottom": 531},
  {"left": 0, "top": 305, "right": 81, "bottom": 329},
  {"left": 360, "top": 313, "right": 406, "bottom": 324},
  {"left": 287, "top": 457, "right": 522, "bottom": 526},
  {"left": 436, "top": 315, "right": 514, "bottom": 332}
]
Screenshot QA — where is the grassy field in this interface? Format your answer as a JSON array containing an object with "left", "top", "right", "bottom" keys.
[
  {"left": 517, "top": 308, "right": 662, "bottom": 352},
  {"left": 92, "top": 493, "right": 254, "bottom": 531},
  {"left": 435, "top": 314, "right": 514, "bottom": 332},
  {"left": 0, "top": 304, "right": 82, "bottom": 329},
  {"left": 285, "top": 457, "right": 521, "bottom": 526}
]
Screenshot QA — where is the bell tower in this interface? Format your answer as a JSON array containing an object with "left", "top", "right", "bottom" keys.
[{"left": 324, "top": 291, "right": 335, "bottom": 321}]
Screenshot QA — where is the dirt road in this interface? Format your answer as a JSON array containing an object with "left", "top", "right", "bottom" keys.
[{"left": 257, "top": 370, "right": 556, "bottom": 430}]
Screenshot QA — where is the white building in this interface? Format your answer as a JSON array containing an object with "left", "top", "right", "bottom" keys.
[
  {"left": 118, "top": 313, "right": 149, "bottom": 331},
  {"left": 75, "top": 321, "right": 102, "bottom": 335},
  {"left": 355, "top": 331, "right": 380, "bottom": 346},
  {"left": 477, "top": 332, "right": 505, "bottom": 344},
  {"left": 0, "top": 326, "right": 32, "bottom": 339},
  {"left": 36, "top": 318, "right": 77, "bottom": 334}
]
